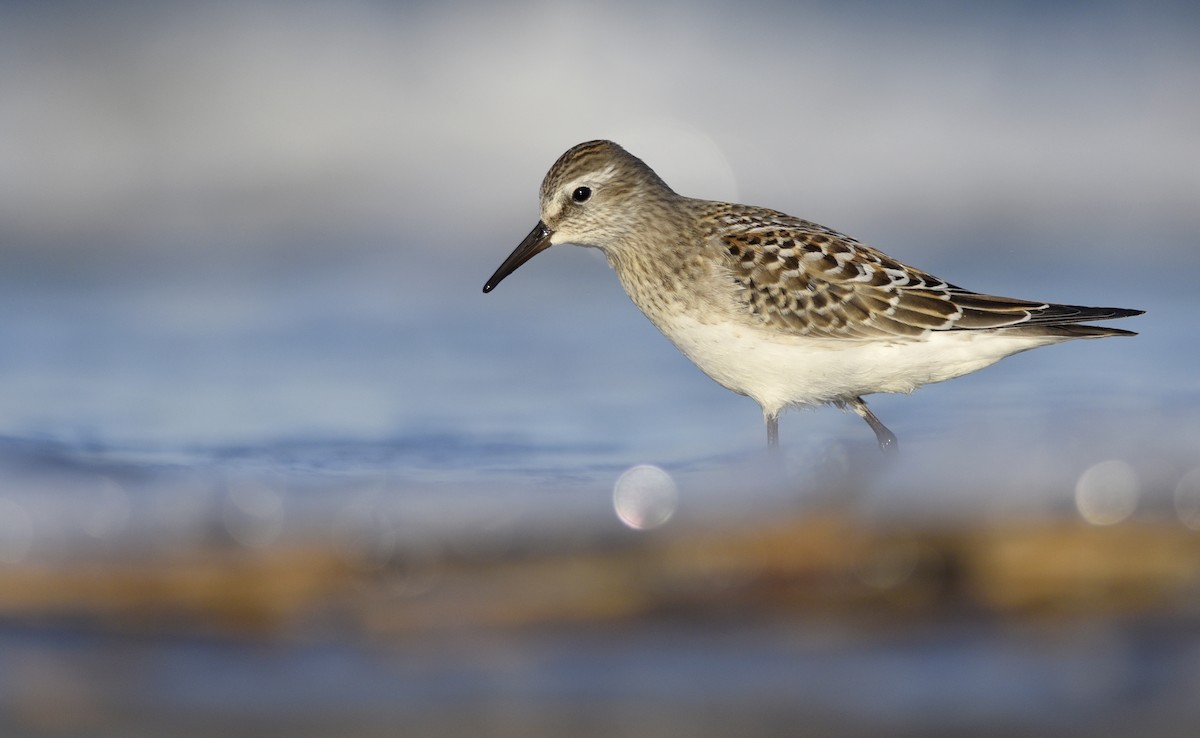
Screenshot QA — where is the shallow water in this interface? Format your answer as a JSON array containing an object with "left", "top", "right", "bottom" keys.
[
  {"left": 0, "top": 233, "right": 1196, "bottom": 735},
  {"left": 0, "top": 239, "right": 1192, "bottom": 527},
  {"left": 4, "top": 616, "right": 1198, "bottom": 738}
]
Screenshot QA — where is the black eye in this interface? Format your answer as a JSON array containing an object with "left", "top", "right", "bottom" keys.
[{"left": 572, "top": 186, "right": 592, "bottom": 203}]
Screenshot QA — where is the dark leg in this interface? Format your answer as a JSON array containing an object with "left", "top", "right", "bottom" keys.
[
  {"left": 766, "top": 414, "right": 779, "bottom": 449},
  {"left": 848, "top": 397, "right": 898, "bottom": 453}
]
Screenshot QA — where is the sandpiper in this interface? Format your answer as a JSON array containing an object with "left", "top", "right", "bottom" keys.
[{"left": 483, "top": 140, "right": 1142, "bottom": 451}]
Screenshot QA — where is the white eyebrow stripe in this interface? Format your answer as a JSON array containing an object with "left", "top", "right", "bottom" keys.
[
  {"left": 564, "top": 164, "right": 618, "bottom": 194},
  {"left": 545, "top": 165, "right": 620, "bottom": 222}
]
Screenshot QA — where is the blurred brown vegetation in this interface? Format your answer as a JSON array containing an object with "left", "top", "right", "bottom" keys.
[{"left": 0, "top": 515, "right": 1195, "bottom": 638}]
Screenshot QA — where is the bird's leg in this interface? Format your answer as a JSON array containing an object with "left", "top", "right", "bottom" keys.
[
  {"left": 765, "top": 413, "right": 779, "bottom": 449},
  {"left": 848, "top": 397, "right": 898, "bottom": 453}
]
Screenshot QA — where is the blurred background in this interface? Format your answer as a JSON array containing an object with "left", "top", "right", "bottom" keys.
[{"left": 0, "top": 0, "right": 1198, "bottom": 735}]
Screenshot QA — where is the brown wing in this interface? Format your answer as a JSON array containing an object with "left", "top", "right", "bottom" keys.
[{"left": 707, "top": 204, "right": 1087, "bottom": 340}]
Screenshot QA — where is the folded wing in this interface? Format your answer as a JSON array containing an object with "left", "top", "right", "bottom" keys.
[{"left": 711, "top": 205, "right": 1141, "bottom": 340}]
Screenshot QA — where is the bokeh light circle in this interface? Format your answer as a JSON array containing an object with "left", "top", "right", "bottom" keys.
[
  {"left": 1174, "top": 467, "right": 1200, "bottom": 530},
  {"left": 613, "top": 465, "right": 678, "bottom": 531},
  {"left": 1074, "top": 459, "right": 1139, "bottom": 526}
]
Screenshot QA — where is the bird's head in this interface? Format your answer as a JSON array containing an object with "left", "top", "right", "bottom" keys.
[{"left": 483, "top": 140, "right": 675, "bottom": 293}]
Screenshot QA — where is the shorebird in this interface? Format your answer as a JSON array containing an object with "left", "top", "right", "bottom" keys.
[{"left": 483, "top": 140, "right": 1141, "bottom": 451}]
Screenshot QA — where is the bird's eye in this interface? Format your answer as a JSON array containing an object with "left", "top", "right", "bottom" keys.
[{"left": 572, "top": 186, "right": 592, "bottom": 203}]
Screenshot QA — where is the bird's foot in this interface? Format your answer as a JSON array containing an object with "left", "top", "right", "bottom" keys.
[{"left": 875, "top": 428, "right": 899, "bottom": 454}]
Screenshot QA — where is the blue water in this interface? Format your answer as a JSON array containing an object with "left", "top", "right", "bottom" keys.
[
  {"left": 1, "top": 233, "right": 1193, "bottom": 521},
  {"left": 4, "top": 617, "right": 1196, "bottom": 736},
  {"left": 0, "top": 231, "right": 1194, "bottom": 736}
]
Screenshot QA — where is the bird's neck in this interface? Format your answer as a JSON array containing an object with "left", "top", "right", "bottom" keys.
[{"left": 604, "top": 213, "right": 715, "bottom": 322}]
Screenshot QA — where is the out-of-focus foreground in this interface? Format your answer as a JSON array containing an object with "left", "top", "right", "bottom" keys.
[{"left": 2, "top": 494, "right": 1200, "bottom": 737}]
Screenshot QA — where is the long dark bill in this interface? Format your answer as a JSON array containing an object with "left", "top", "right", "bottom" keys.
[{"left": 482, "top": 221, "right": 553, "bottom": 293}]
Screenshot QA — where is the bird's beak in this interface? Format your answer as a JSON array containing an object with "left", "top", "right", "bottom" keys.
[{"left": 483, "top": 221, "right": 553, "bottom": 293}]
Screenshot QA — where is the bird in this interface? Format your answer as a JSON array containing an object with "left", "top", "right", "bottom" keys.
[{"left": 482, "top": 140, "right": 1142, "bottom": 452}]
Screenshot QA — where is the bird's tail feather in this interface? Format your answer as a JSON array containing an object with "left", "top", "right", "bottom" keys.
[
  {"left": 1007, "top": 323, "right": 1139, "bottom": 339},
  {"left": 1023, "top": 304, "right": 1144, "bottom": 327}
]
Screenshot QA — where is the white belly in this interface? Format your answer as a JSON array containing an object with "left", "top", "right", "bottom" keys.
[{"left": 652, "top": 314, "right": 1057, "bottom": 416}]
